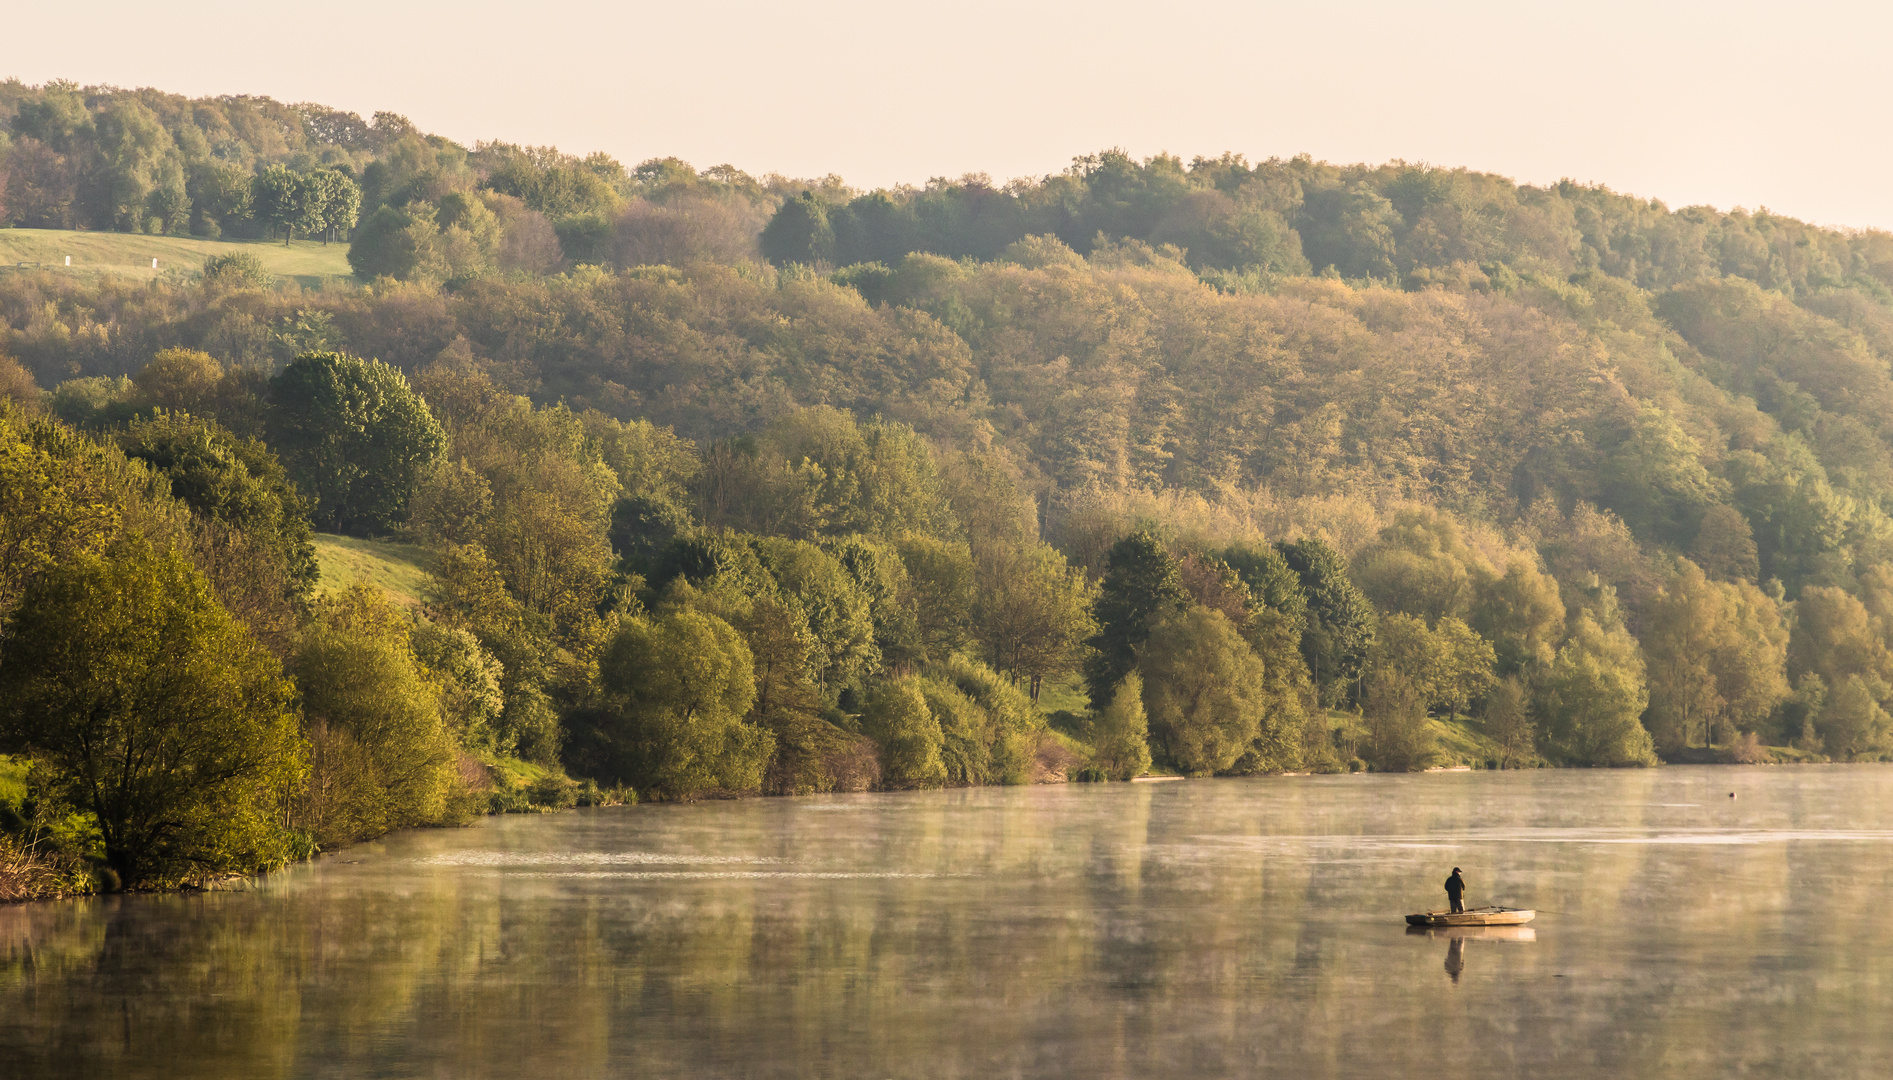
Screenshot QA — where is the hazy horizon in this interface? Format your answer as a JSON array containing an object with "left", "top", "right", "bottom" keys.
[{"left": 4, "top": 0, "right": 1891, "bottom": 229}]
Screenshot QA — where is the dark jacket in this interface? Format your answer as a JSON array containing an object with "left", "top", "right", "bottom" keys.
[{"left": 1444, "top": 872, "right": 1465, "bottom": 898}]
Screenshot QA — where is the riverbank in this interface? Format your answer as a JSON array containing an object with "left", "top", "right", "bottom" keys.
[
  {"left": 0, "top": 751, "right": 627, "bottom": 903},
  {"left": 0, "top": 723, "right": 1850, "bottom": 904}
]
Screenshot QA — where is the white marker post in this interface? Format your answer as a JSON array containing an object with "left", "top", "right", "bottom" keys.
[
  {"left": 152, "top": 258, "right": 159, "bottom": 269},
  {"left": 65, "top": 256, "right": 71, "bottom": 266}
]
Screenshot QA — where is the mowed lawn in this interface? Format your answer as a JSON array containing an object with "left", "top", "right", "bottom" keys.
[
  {"left": 312, "top": 534, "right": 434, "bottom": 608},
  {"left": 0, "top": 228, "right": 355, "bottom": 287}
]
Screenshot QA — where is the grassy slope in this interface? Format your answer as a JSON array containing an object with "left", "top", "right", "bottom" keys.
[
  {"left": 1036, "top": 672, "right": 1089, "bottom": 715},
  {"left": 0, "top": 228, "right": 354, "bottom": 287},
  {"left": 312, "top": 534, "right": 434, "bottom": 607},
  {"left": 0, "top": 756, "right": 26, "bottom": 806},
  {"left": 1430, "top": 718, "right": 1507, "bottom": 768}
]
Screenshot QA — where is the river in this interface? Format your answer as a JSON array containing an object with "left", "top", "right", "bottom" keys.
[{"left": 5, "top": 766, "right": 1893, "bottom": 1077}]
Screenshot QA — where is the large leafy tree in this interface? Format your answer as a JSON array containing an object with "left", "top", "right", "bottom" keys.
[
  {"left": 1539, "top": 593, "right": 1656, "bottom": 767},
  {"left": 972, "top": 540, "right": 1098, "bottom": 700},
  {"left": 1139, "top": 605, "right": 1293, "bottom": 775},
  {"left": 861, "top": 675, "right": 946, "bottom": 789},
  {"left": 0, "top": 407, "right": 121, "bottom": 628},
  {"left": 1090, "top": 673, "right": 1152, "bottom": 780},
  {"left": 897, "top": 535, "right": 976, "bottom": 662},
  {"left": 1638, "top": 560, "right": 1789, "bottom": 752},
  {"left": 291, "top": 584, "right": 463, "bottom": 844},
  {"left": 118, "top": 412, "right": 319, "bottom": 598},
  {"left": 1222, "top": 543, "right": 1308, "bottom": 639},
  {"left": 1276, "top": 538, "right": 1378, "bottom": 706},
  {"left": 268, "top": 351, "right": 446, "bottom": 535},
  {"left": 0, "top": 542, "right": 305, "bottom": 887},
  {"left": 752, "top": 536, "right": 879, "bottom": 694},
  {"left": 1361, "top": 668, "right": 1436, "bottom": 773},
  {"left": 1368, "top": 614, "right": 1497, "bottom": 719},
  {"left": 1817, "top": 676, "right": 1891, "bottom": 760},
  {"left": 760, "top": 191, "right": 836, "bottom": 265},
  {"left": 307, "top": 168, "right": 362, "bottom": 243},
  {"left": 251, "top": 164, "right": 312, "bottom": 245},
  {"left": 584, "top": 608, "right": 772, "bottom": 798},
  {"left": 346, "top": 204, "right": 425, "bottom": 279},
  {"left": 1084, "top": 531, "right": 1187, "bottom": 709},
  {"left": 1788, "top": 584, "right": 1893, "bottom": 704}
]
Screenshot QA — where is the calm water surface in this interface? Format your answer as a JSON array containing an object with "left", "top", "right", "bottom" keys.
[{"left": 6, "top": 766, "right": 1893, "bottom": 1078}]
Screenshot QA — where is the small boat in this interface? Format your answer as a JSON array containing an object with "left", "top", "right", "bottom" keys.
[{"left": 1405, "top": 906, "right": 1535, "bottom": 927}]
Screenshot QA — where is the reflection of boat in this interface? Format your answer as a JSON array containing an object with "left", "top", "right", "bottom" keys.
[
  {"left": 1405, "top": 906, "right": 1535, "bottom": 927},
  {"left": 1405, "top": 924, "right": 1536, "bottom": 942}
]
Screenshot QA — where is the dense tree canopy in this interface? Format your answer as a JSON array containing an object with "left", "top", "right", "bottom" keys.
[{"left": 15, "top": 78, "right": 1893, "bottom": 904}]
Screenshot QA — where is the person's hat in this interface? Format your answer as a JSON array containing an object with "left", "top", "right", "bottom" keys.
[{"left": 1451, "top": 867, "right": 1462, "bottom": 873}]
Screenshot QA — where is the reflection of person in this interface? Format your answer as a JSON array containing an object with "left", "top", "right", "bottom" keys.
[
  {"left": 1445, "top": 867, "right": 1466, "bottom": 914},
  {"left": 1444, "top": 937, "right": 1466, "bottom": 983}
]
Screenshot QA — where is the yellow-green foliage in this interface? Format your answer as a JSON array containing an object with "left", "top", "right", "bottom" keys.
[
  {"left": 1141, "top": 605, "right": 1297, "bottom": 776},
  {"left": 919, "top": 678, "right": 991, "bottom": 786},
  {"left": 915, "top": 656, "right": 1040, "bottom": 787},
  {"left": 1368, "top": 613, "right": 1498, "bottom": 718},
  {"left": 0, "top": 756, "right": 25, "bottom": 806},
  {"left": 1638, "top": 560, "right": 1790, "bottom": 752},
  {"left": 313, "top": 533, "right": 434, "bottom": 607},
  {"left": 1541, "top": 594, "right": 1657, "bottom": 767},
  {"left": 0, "top": 541, "right": 306, "bottom": 887},
  {"left": 291, "top": 584, "right": 465, "bottom": 844},
  {"left": 0, "top": 404, "right": 133, "bottom": 623},
  {"left": 861, "top": 676, "right": 947, "bottom": 789},
  {"left": 932, "top": 653, "right": 1041, "bottom": 785},
  {"left": 1091, "top": 674, "right": 1153, "bottom": 780},
  {"left": 592, "top": 608, "right": 774, "bottom": 798},
  {"left": 0, "top": 229, "right": 353, "bottom": 287},
  {"left": 1362, "top": 668, "right": 1439, "bottom": 773}
]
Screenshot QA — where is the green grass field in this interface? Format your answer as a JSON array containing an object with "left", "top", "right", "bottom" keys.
[
  {"left": 1036, "top": 671, "right": 1089, "bottom": 715},
  {"left": 1429, "top": 716, "right": 1506, "bottom": 768},
  {"left": 0, "top": 755, "right": 27, "bottom": 807},
  {"left": 0, "top": 228, "right": 355, "bottom": 288},
  {"left": 312, "top": 533, "right": 434, "bottom": 608}
]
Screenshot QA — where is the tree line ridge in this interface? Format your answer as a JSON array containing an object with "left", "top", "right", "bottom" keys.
[{"left": 3, "top": 77, "right": 1893, "bottom": 899}]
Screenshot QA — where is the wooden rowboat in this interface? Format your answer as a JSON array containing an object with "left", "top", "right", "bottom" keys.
[{"left": 1405, "top": 906, "right": 1535, "bottom": 927}]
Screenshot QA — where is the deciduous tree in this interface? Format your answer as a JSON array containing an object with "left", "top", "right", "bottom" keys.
[
  {"left": 0, "top": 543, "right": 305, "bottom": 887},
  {"left": 973, "top": 540, "right": 1098, "bottom": 700},
  {"left": 1091, "top": 674, "right": 1152, "bottom": 780},
  {"left": 1085, "top": 531, "right": 1186, "bottom": 708},
  {"left": 588, "top": 608, "right": 772, "bottom": 797},
  {"left": 268, "top": 351, "right": 447, "bottom": 534},
  {"left": 1140, "top": 605, "right": 1287, "bottom": 775},
  {"left": 1539, "top": 595, "right": 1656, "bottom": 767}
]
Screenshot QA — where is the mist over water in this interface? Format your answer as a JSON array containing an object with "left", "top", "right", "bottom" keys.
[{"left": 5, "top": 766, "right": 1893, "bottom": 1078}]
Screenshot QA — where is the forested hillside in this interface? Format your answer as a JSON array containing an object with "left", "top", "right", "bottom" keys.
[{"left": 7, "top": 78, "right": 1893, "bottom": 898}]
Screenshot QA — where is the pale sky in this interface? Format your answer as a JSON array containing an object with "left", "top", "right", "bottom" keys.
[{"left": 6, "top": 0, "right": 1891, "bottom": 227}]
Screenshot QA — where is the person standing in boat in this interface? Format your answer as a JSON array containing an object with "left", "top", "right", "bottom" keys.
[{"left": 1445, "top": 867, "right": 1467, "bottom": 913}]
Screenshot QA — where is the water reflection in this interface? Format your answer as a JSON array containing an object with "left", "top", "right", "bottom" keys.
[
  {"left": 4, "top": 766, "right": 1893, "bottom": 1078},
  {"left": 1407, "top": 924, "right": 1537, "bottom": 983}
]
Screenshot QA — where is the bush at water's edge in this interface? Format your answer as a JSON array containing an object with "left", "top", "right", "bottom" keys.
[{"left": 0, "top": 750, "right": 627, "bottom": 903}]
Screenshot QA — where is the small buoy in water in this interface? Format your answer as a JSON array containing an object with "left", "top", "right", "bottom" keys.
[{"left": 1730, "top": 792, "right": 1737, "bottom": 799}]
